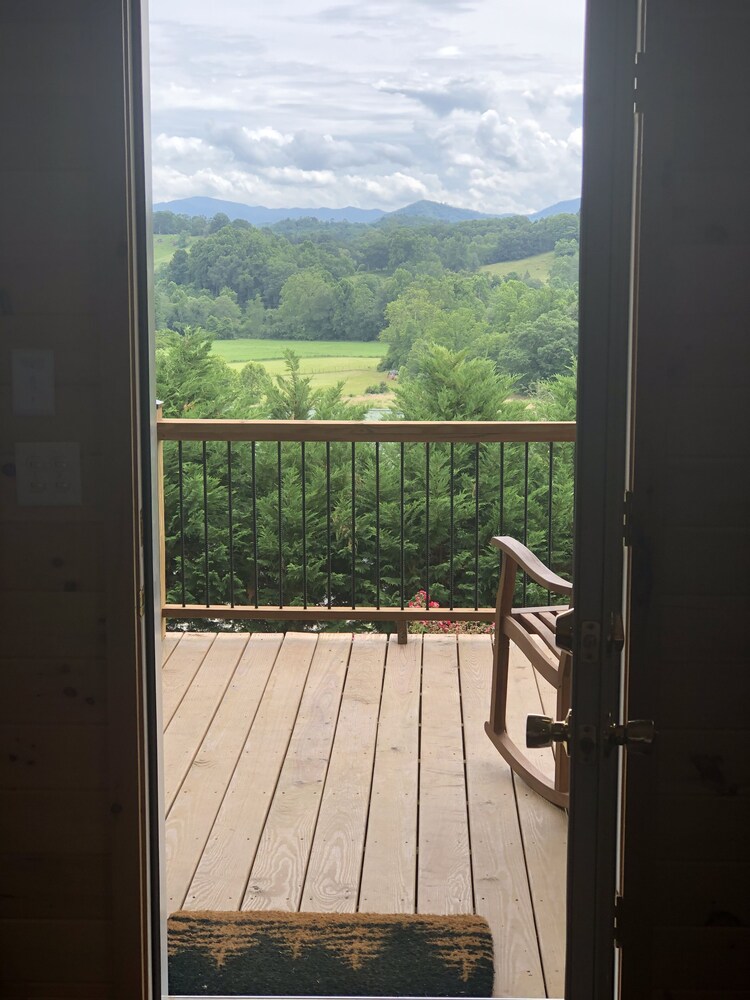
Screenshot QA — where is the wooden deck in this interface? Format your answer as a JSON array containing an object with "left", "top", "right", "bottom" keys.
[{"left": 161, "top": 631, "right": 567, "bottom": 998}]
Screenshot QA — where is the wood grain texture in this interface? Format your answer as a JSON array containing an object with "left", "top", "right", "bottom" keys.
[
  {"left": 458, "top": 635, "right": 546, "bottom": 997},
  {"left": 165, "top": 634, "right": 282, "bottom": 910},
  {"left": 162, "top": 633, "right": 247, "bottom": 811},
  {"left": 243, "top": 635, "right": 351, "bottom": 911},
  {"left": 506, "top": 645, "right": 567, "bottom": 997},
  {"left": 359, "top": 634, "right": 421, "bottom": 913},
  {"left": 185, "top": 633, "right": 318, "bottom": 910},
  {"left": 418, "top": 635, "right": 473, "bottom": 915},
  {"left": 160, "top": 632, "right": 215, "bottom": 726},
  {"left": 158, "top": 418, "right": 576, "bottom": 444},
  {"left": 302, "top": 633, "right": 386, "bottom": 912}
]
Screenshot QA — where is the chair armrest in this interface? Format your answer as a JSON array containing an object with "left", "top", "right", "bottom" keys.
[{"left": 490, "top": 536, "right": 573, "bottom": 598}]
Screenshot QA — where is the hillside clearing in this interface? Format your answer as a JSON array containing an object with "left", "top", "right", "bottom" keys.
[
  {"left": 479, "top": 250, "right": 555, "bottom": 282},
  {"left": 213, "top": 338, "right": 388, "bottom": 396}
]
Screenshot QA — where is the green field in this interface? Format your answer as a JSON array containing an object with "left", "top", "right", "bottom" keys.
[
  {"left": 153, "top": 234, "right": 195, "bottom": 268},
  {"left": 212, "top": 338, "right": 389, "bottom": 397},
  {"left": 479, "top": 250, "right": 555, "bottom": 282}
]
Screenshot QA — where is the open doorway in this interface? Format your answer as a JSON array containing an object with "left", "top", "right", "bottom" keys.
[{"left": 147, "top": 1, "right": 586, "bottom": 996}]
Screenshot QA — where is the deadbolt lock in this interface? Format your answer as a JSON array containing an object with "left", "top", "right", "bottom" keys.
[{"left": 608, "top": 718, "right": 655, "bottom": 753}]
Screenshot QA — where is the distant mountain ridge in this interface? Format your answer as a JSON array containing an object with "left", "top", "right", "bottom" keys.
[{"left": 153, "top": 195, "right": 581, "bottom": 226}]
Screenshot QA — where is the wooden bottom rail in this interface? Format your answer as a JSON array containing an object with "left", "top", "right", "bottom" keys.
[{"left": 163, "top": 604, "right": 496, "bottom": 622}]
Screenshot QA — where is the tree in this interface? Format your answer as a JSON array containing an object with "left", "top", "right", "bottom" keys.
[{"left": 392, "top": 344, "right": 522, "bottom": 421}]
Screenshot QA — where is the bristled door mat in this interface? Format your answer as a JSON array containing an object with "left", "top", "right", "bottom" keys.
[{"left": 168, "top": 909, "right": 494, "bottom": 996}]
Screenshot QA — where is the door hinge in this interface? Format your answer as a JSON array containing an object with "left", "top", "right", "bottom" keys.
[
  {"left": 138, "top": 586, "right": 145, "bottom": 618},
  {"left": 614, "top": 893, "right": 626, "bottom": 947},
  {"left": 623, "top": 490, "right": 634, "bottom": 546}
]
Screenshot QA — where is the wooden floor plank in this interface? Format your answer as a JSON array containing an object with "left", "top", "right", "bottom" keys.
[
  {"left": 164, "top": 634, "right": 283, "bottom": 910},
  {"left": 458, "top": 635, "right": 546, "bottom": 998},
  {"left": 162, "top": 633, "right": 248, "bottom": 812},
  {"left": 301, "top": 633, "right": 387, "bottom": 913},
  {"left": 161, "top": 632, "right": 216, "bottom": 728},
  {"left": 506, "top": 642, "right": 568, "bottom": 998},
  {"left": 359, "top": 634, "right": 421, "bottom": 913},
  {"left": 242, "top": 634, "right": 351, "bottom": 911},
  {"left": 184, "top": 632, "right": 318, "bottom": 910},
  {"left": 418, "top": 635, "right": 473, "bottom": 915},
  {"left": 161, "top": 631, "right": 180, "bottom": 666}
]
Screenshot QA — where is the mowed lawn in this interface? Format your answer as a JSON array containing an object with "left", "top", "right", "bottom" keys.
[
  {"left": 479, "top": 250, "right": 555, "bottom": 282},
  {"left": 153, "top": 234, "right": 196, "bottom": 268},
  {"left": 213, "top": 338, "right": 388, "bottom": 396}
]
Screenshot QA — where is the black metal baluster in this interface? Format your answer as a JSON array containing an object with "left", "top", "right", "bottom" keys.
[
  {"left": 425, "top": 442, "right": 430, "bottom": 608},
  {"left": 251, "top": 441, "right": 258, "bottom": 608},
  {"left": 178, "top": 441, "right": 186, "bottom": 606},
  {"left": 449, "top": 441, "right": 455, "bottom": 611},
  {"left": 474, "top": 442, "right": 480, "bottom": 611},
  {"left": 499, "top": 442, "right": 505, "bottom": 535},
  {"left": 522, "top": 442, "right": 529, "bottom": 605},
  {"left": 400, "top": 442, "right": 405, "bottom": 610},
  {"left": 202, "top": 440, "right": 209, "bottom": 607},
  {"left": 278, "top": 441, "right": 283, "bottom": 608},
  {"left": 227, "top": 441, "right": 235, "bottom": 607},
  {"left": 375, "top": 442, "right": 381, "bottom": 610},
  {"left": 326, "top": 441, "right": 332, "bottom": 609},
  {"left": 547, "top": 442, "right": 554, "bottom": 604},
  {"left": 351, "top": 442, "right": 356, "bottom": 610},
  {"left": 301, "top": 442, "right": 307, "bottom": 609}
]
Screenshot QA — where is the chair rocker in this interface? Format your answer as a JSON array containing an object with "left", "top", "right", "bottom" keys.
[{"left": 484, "top": 536, "right": 573, "bottom": 809}]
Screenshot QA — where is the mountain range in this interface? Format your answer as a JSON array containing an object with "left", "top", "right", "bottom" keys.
[{"left": 153, "top": 196, "right": 580, "bottom": 226}]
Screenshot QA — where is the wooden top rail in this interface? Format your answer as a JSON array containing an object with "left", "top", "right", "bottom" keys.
[{"left": 157, "top": 419, "right": 576, "bottom": 444}]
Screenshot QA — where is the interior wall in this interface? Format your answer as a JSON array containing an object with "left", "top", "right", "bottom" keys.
[
  {"left": 624, "top": 1, "right": 750, "bottom": 996},
  {"left": 0, "top": 2, "right": 150, "bottom": 997}
]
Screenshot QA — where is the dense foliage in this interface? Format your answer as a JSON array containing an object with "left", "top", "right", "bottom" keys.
[
  {"left": 154, "top": 211, "right": 579, "bottom": 388},
  {"left": 156, "top": 330, "right": 576, "bottom": 627}
]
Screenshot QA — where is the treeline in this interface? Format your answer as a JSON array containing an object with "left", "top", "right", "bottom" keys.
[
  {"left": 155, "top": 211, "right": 579, "bottom": 387},
  {"left": 157, "top": 330, "right": 576, "bottom": 621}
]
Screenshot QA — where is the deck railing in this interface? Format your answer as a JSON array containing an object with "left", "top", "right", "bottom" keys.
[{"left": 157, "top": 417, "right": 576, "bottom": 630}]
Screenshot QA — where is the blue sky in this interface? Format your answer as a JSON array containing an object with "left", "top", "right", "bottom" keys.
[{"left": 149, "top": 0, "right": 585, "bottom": 214}]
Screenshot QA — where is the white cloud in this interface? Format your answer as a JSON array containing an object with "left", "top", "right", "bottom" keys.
[{"left": 148, "top": 0, "right": 585, "bottom": 213}]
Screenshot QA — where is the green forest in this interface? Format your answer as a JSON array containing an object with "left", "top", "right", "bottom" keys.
[
  {"left": 155, "top": 210, "right": 579, "bottom": 625},
  {"left": 154, "top": 209, "right": 579, "bottom": 390}
]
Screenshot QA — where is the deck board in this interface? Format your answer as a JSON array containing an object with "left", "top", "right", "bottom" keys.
[
  {"left": 162, "top": 630, "right": 567, "bottom": 998},
  {"left": 165, "top": 633, "right": 282, "bottom": 910},
  {"left": 458, "top": 635, "right": 547, "bottom": 997},
  {"left": 184, "top": 632, "right": 318, "bottom": 910},
  {"left": 358, "top": 633, "right": 421, "bottom": 913},
  {"left": 506, "top": 643, "right": 568, "bottom": 998},
  {"left": 301, "top": 633, "right": 386, "bottom": 913},
  {"left": 162, "top": 633, "right": 248, "bottom": 811},
  {"left": 418, "top": 635, "right": 473, "bottom": 914},
  {"left": 243, "top": 635, "right": 350, "bottom": 911}
]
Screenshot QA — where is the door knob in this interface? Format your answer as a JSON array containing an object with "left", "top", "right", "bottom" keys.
[{"left": 526, "top": 710, "right": 572, "bottom": 750}]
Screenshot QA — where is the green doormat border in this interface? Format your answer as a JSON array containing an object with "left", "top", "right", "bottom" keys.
[{"left": 168, "top": 910, "right": 494, "bottom": 997}]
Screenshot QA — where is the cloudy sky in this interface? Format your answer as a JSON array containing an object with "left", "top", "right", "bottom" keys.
[{"left": 149, "top": 0, "right": 585, "bottom": 215}]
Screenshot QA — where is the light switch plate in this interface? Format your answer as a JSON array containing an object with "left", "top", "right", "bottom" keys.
[
  {"left": 15, "top": 442, "right": 82, "bottom": 506},
  {"left": 12, "top": 349, "right": 55, "bottom": 416}
]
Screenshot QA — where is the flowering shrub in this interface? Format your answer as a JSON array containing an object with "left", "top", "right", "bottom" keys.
[{"left": 407, "top": 589, "right": 494, "bottom": 635}]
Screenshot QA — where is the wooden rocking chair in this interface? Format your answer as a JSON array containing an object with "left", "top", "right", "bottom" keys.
[{"left": 484, "top": 536, "right": 573, "bottom": 808}]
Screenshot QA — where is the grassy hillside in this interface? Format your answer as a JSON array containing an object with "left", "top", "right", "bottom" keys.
[
  {"left": 212, "top": 338, "right": 388, "bottom": 397},
  {"left": 479, "top": 250, "right": 555, "bottom": 282},
  {"left": 153, "top": 234, "right": 195, "bottom": 269}
]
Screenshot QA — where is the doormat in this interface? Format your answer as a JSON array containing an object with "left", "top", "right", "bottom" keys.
[{"left": 168, "top": 910, "right": 494, "bottom": 997}]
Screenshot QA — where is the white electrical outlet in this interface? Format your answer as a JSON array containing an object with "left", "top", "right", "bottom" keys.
[{"left": 15, "top": 442, "right": 82, "bottom": 506}]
